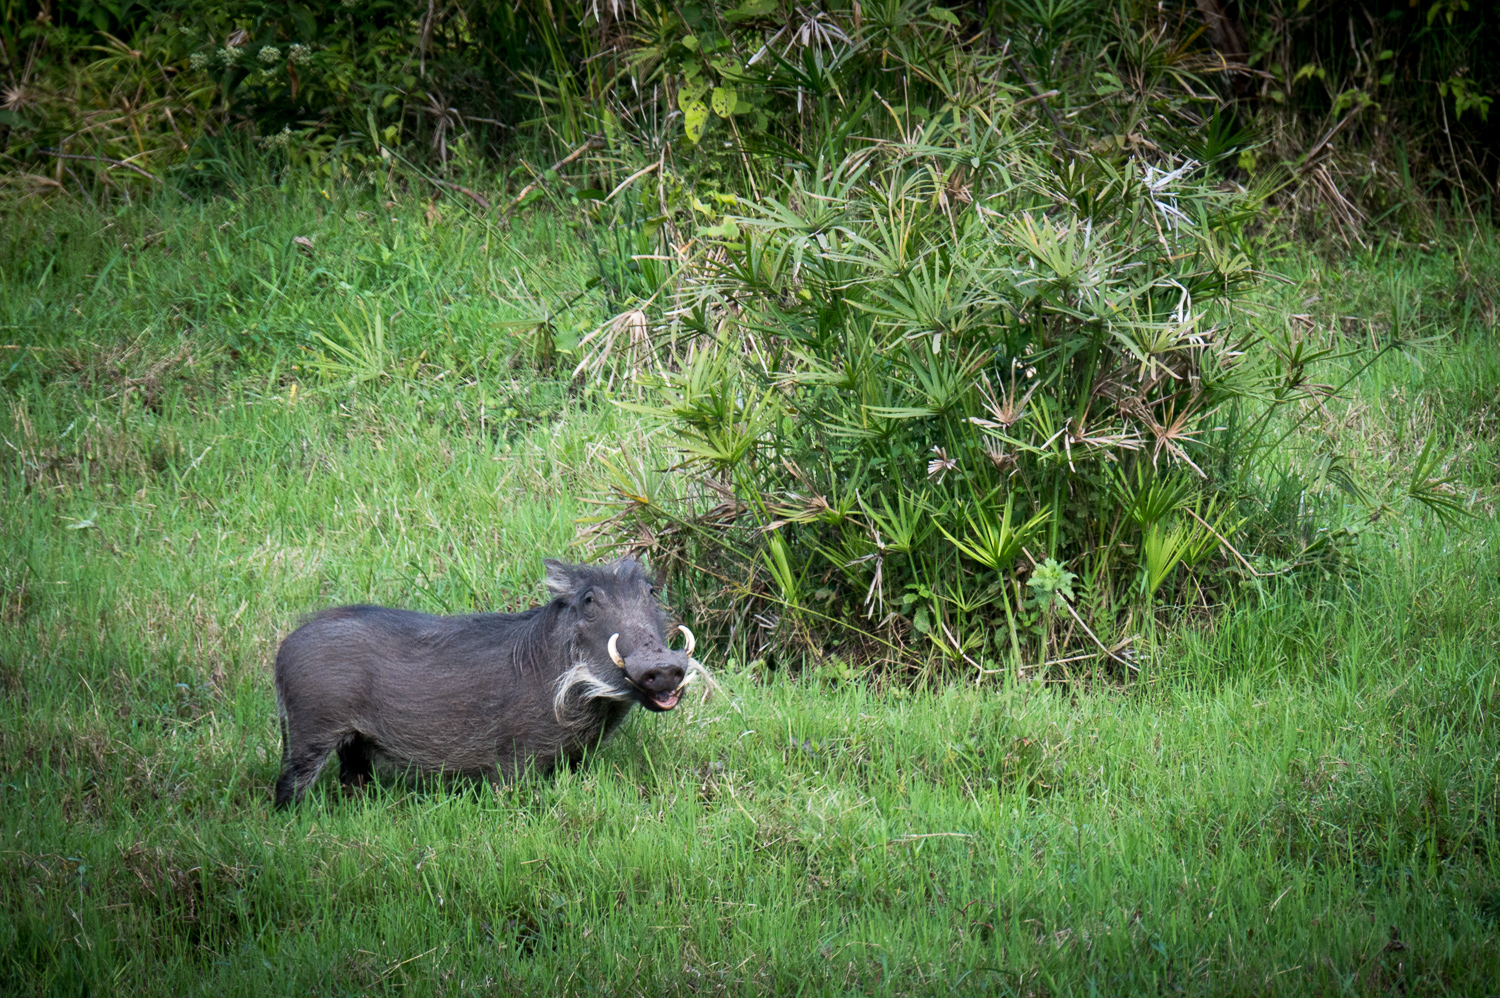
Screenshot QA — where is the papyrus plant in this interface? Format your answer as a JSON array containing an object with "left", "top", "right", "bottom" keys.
[{"left": 595, "top": 113, "right": 1300, "bottom": 677}]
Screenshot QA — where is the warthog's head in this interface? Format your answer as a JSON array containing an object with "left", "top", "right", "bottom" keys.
[{"left": 546, "top": 558, "right": 697, "bottom": 713}]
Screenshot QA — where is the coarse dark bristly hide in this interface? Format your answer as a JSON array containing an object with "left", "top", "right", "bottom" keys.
[{"left": 271, "top": 557, "right": 710, "bottom": 808}]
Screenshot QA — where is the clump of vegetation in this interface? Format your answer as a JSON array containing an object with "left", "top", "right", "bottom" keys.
[
  {"left": 581, "top": 95, "right": 1469, "bottom": 680},
  {"left": 1221, "top": 0, "right": 1500, "bottom": 241},
  {"left": 597, "top": 130, "right": 1262, "bottom": 675}
]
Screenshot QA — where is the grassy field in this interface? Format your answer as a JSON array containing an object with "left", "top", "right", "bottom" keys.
[{"left": 2, "top": 187, "right": 1498, "bottom": 996}]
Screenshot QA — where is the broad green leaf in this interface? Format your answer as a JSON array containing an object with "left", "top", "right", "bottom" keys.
[
  {"left": 678, "top": 78, "right": 710, "bottom": 106},
  {"left": 682, "top": 99, "right": 710, "bottom": 143},
  {"left": 711, "top": 86, "right": 739, "bottom": 119}
]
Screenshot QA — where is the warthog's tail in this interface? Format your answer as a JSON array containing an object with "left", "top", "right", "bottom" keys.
[
  {"left": 275, "top": 685, "right": 290, "bottom": 763},
  {"left": 553, "top": 661, "right": 634, "bottom": 727}
]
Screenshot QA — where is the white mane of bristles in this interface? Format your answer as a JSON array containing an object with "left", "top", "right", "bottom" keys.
[{"left": 553, "top": 660, "right": 633, "bottom": 727}]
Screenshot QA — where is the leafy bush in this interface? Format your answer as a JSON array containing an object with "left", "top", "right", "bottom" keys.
[
  {"left": 0, "top": 0, "right": 554, "bottom": 194},
  {"left": 600, "top": 123, "right": 1272, "bottom": 675},
  {"left": 590, "top": 119, "right": 1465, "bottom": 678},
  {"left": 0, "top": 4, "right": 215, "bottom": 196}
]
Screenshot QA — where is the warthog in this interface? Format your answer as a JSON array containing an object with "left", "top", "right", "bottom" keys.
[{"left": 272, "top": 557, "right": 709, "bottom": 808}]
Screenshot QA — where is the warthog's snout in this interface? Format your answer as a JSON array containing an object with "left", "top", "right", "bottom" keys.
[
  {"left": 629, "top": 656, "right": 688, "bottom": 711},
  {"left": 608, "top": 627, "right": 694, "bottom": 711}
]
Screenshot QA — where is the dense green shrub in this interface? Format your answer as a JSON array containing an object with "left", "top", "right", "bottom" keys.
[
  {"left": 595, "top": 140, "right": 1474, "bottom": 677},
  {"left": 593, "top": 113, "right": 1281, "bottom": 675}
]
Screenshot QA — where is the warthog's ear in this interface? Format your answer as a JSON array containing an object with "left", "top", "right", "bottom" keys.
[{"left": 544, "top": 559, "right": 582, "bottom": 600}]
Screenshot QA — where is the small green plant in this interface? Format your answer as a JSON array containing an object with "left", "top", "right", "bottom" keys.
[
  {"left": 1026, "top": 558, "right": 1077, "bottom": 610},
  {"left": 308, "top": 302, "right": 398, "bottom": 386},
  {"left": 1140, "top": 522, "right": 1190, "bottom": 599}
]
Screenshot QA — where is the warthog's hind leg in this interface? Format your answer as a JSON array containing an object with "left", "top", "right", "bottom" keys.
[{"left": 274, "top": 738, "right": 338, "bottom": 809}]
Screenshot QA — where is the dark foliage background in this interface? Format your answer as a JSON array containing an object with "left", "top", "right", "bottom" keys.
[{"left": 2, "top": 1, "right": 1496, "bottom": 230}]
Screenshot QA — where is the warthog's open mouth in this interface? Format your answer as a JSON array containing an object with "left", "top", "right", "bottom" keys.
[{"left": 642, "top": 687, "right": 683, "bottom": 712}]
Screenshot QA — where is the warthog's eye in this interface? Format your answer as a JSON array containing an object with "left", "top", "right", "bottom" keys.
[{"left": 648, "top": 587, "right": 659, "bottom": 599}]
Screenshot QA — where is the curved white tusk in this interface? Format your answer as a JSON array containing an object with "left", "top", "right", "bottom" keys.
[
  {"left": 678, "top": 624, "right": 695, "bottom": 658},
  {"left": 607, "top": 633, "right": 626, "bottom": 669}
]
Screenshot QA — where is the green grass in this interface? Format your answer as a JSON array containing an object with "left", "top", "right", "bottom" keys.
[
  {"left": 0, "top": 178, "right": 595, "bottom": 376},
  {"left": 2, "top": 187, "right": 1498, "bottom": 996}
]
